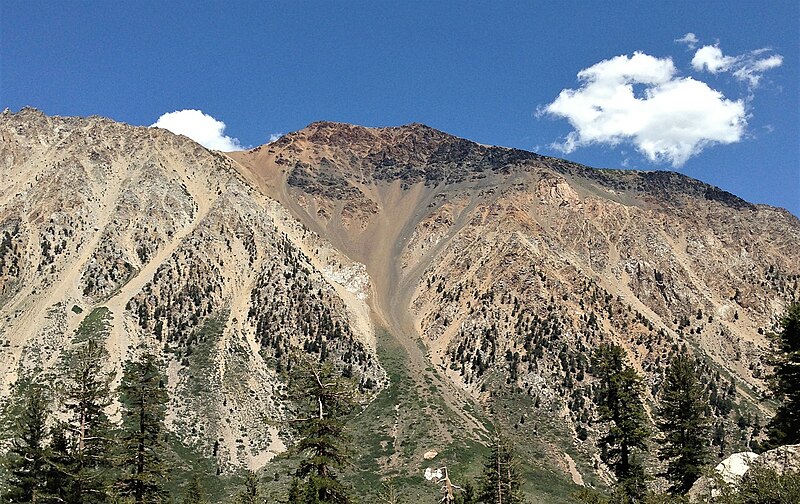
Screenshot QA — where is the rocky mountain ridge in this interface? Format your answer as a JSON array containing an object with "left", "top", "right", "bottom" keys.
[
  {"left": 2, "top": 108, "right": 799, "bottom": 498},
  {"left": 0, "top": 108, "right": 384, "bottom": 471}
]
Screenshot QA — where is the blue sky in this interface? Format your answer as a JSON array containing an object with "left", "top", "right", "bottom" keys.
[{"left": 2, "top": 1, "right": 798, "bottom": 215}]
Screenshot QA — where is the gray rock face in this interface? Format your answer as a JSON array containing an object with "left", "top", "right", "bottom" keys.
[
  {"left": 754, "top": 444, "right": 800, "bottom": 475},
  {"left": 688, "top": 445, "right": 800, "bottom": 501}
]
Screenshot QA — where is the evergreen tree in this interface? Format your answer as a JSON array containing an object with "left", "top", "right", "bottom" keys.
[
  {"left": 454, "top": 479, "right": 476, "bottom": 504},
  {"left": 182, "top": 475, "right": 204, "bottom": 504},
  {"left": 593, "top": 344, "right": 650, "bottom": 502},
  {"left": 656, "top": 351, "right": 711, "bottom": 495},
  {"left": 46, "top": 423, "right": 74, "bottom": 504},
  {"left": 477, "top": 435, "right": 525, "bottom": 504},
  {"left": 737, "top": 465, "right": 800, "bottom": 503},
  {"left": 236, "top": 471, "right": 259, "bottom": 504},
  {"left": 115, "top": 351, "right": 169, "bottom": 504},
  {"left": 287, "top": 478, "right": 303, "bottom": 503},
  {"left": 287, "top": 356, "right": 355, "bottom": 504},
  {"left": 60, "top": 339, "right": 115, "bottom": 504},
  {"left": 376, "top": 478, "right": 401, "bottom": 504},
  {"left": 5, "top": 384, "right": 51, "bottom": 503},
  {"left": 766, "top": 303, "right": 800, "bottom": 447}
]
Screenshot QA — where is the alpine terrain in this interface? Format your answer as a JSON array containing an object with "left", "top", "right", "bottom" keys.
[{"left": 1, "top": 108, "right": 799, "bottom": 501}]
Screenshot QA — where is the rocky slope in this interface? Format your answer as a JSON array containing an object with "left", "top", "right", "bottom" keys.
[
  {"left": 0, "top": 108, "right": 384, "bottom": 471},
  {"left": 231, "top": 120, "right": 800, "bottom": 487},
  {"left": 2, "top": 110, "right": 799, "bottom": 497}
]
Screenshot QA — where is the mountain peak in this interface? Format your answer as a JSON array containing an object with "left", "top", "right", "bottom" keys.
[{"left": 276, "top": 120, "right": 463, "bottom": 152}]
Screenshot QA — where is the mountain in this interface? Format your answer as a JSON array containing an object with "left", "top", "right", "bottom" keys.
[
  {"left": 0, "top": 108, "right": 384, "bottom": 473},
  {"left": 2, "top": 108, "right": 799, "bottom": 500}
]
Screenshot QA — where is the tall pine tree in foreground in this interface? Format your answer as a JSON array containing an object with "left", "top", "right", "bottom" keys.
[
  {"left": 656, "top": 350, "right": 711, "bottom": 495},
  {"left": 593, "top": 344, "right": 650, "bottom": 502},
  {"left": 5, "top": 383, "right": 51, "bottom": 503},
  {"left": 287, "top": 355, "right": 356, "bottom": 504},
  {"left": 766, "top": 303, "right": 800, "bottom": 447},
  {"left": 60, "top": 338, "right": 115, "bottom": 504},
  {"left": 478, "top": 434, "right": 525, "bottom": 504},
  {"left": 115, "top": 350, "right": 169, "bottom": 504}
]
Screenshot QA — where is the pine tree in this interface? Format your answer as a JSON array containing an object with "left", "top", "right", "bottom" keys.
[
  {"left": 375, "top": 478, "right": 401, "bottom": 504},
  {"left": 182, "top": 474, "right": 205, "bottom": 504},
  {"left": 287, "top": 478, "right": 303, "bottom": 503},
  {"left": 656, "top": 351, "right": 711, "bottom": 495},
  {"left": 766, "top": 303, "right": 800, "bottom": 447},
  {"left": 115, "top": 351, "right": 169, "bottom": 504},
  {"left": 60, "top": 338, "right": 115, "bottom": 504},
  {"left": 236, "top": 471, "right": 259, "bottom": 504},
  {"left": 5, "top": 384, "right": 51, "bottom": 503},
  {"left": 477, "top": 435, "right": 525, "bottom": 504},
  {"left": 46, "top": 423, "right": 74, "bottom": 503},
  {"left": 592, "top": 344, "right": 650, "bottom": 501},
  {"left": 287, "top": 356, "right": 355, "bottom": 504},
  {"left": 454, "top": 479, "right": 476, "bottom": 504}
]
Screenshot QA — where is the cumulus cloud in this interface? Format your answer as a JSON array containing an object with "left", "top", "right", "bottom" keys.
[
  {"left": 692, "top": 45, "right": 783, "bottom": 88},
  {"left": 540, "top": 52, "right": 746, "bottom": 166},
  {"left": 268, "top": 132, "right": 284, "bottom": 143},
  {"left": 675, "top": 32, "right": 699, "bottom": 49},
  {"left": 691, "top": 45, "right": 735, "bottom": 73},
  {"left": 151, "top": 109, "right": 243, "bottom": 151}
]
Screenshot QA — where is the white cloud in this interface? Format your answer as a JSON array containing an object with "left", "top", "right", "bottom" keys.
[
  {"left": 541, "top": 52, "right": 746, "bottom": 166},
  {"left": 692, "top": 45, "right": 783, "bottom": 88},
  {"left": 732, "top": 53, "right": 783, "bottom": 87},
  {"left": 268, "top": 132, "right": 284, "bottom": 143},
  {"left": 691, "top": 45, "right": 735, "bottom": 73},
  {"left": 151, "top": 109, "right": 243, "bottom": 151},
  {"left": 675, "top": 33, "right": 699, "bottom": 49}
]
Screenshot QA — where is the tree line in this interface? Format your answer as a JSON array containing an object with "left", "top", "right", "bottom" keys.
[
  {"left": 578, "top": 303, "right": 800, "bottom": 503},
  {"left": 2, "top": 340, "right": 171, "bottom": 503},
  {"left": 2, "top": 304, "right": 799, "bottom": 503}
]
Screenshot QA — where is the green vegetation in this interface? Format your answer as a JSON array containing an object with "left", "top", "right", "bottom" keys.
[
  {"left": 3, "top": 305, "right": 800, "bottom": 503},
  {"left": 656, "top": 350, "right": 712, "bottom": 495},
  {"left": 734, "top": 465, "right": 800, "bottom": 503},
  {"left": 287, "top": 355, "right": 356, "bottom": 504},
  {"left": 116, "top": 351, "right": 170, "bottom": 503},
  {"left": 766, "top": 303, "right": 800, "bottom": 447},
  {"left": 73, "top": 307, "right": 112, "bottom": 343},
  {"left": 477, "top": 435, "right": 525, "bottom": 504},
  {"left": 59, "top": 338, "right": 116, "bottom": 503},
  {"left": 4, "top": 384, "right": 51, "bottom": 502},
  {"left": 593, "top": 343, "right": 650, "bottom": 502},
  {"left": 234, "top": 471, "right": 259, "bottom": 504}
]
